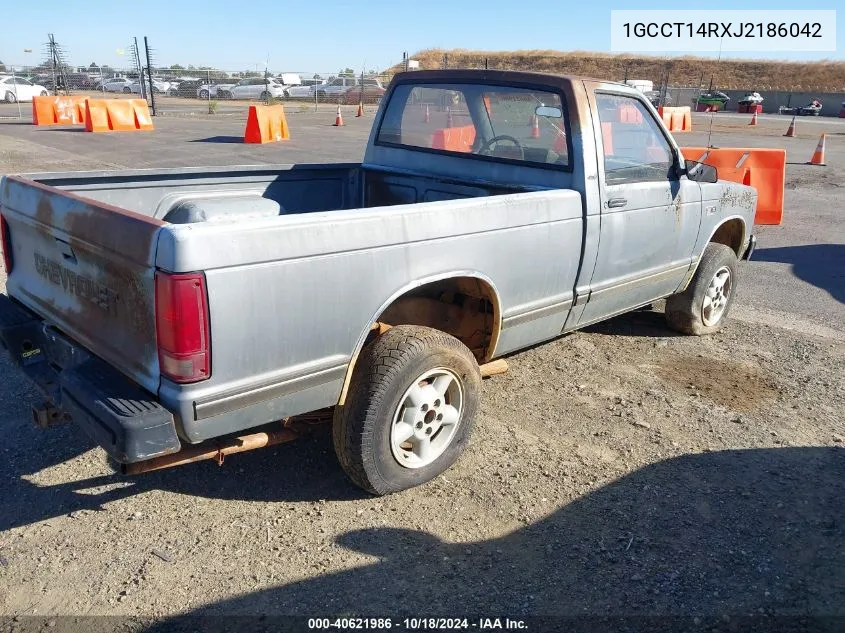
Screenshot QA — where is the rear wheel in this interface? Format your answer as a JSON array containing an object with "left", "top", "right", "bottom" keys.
[
  {"left": 333, "top": 325, "right": 481, "bottom": 495},
  {"left": 123, "top": 87, "right": 131, "bottom": 94},
  {"left": 260, "top": 90, "right": 270, "bottom": 100},
  {"left": 5, "top": 91, "right": 16, "bottom": 104},
  {"left": 199, "top": 89, "right": 209, "bottom": 99},
  {"left": 665, "top": 243, "right": 738, "bottom": 335},
  {"left": 39, "top": 90, "right": 48, "bottom": 97}
]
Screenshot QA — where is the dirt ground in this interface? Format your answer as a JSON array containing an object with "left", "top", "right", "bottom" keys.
[{"left": 0, "top": 110, "right": 843, "bottom": 632}]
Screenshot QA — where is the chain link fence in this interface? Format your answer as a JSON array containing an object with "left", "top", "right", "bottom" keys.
[
  {"left": 0, "top": 60, "right": 396, "bottom": 116},
  {"left": 3, "top": 46, "right": 843, "bottom": 118}
]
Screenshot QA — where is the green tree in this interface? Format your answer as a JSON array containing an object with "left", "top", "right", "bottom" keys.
[
  {"left": 0, "top": 61, "right": 6, "bottom": 72},
  {"left": 339, "top": 67, "right": 355, "bottom": 77},
  {"left": 170, "top": 64, "right": 184, "bottom": 71}
]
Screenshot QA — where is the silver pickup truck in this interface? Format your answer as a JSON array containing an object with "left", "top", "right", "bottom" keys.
[{"left": 0, "top": 70, "right": 757, "bottom": 495}]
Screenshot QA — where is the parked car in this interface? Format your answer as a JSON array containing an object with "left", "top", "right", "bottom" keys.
[
  {"left": 285, "top": 78, "right": 326, "bottom": 98},
  {"left": 127, "top": 77, "right": 171, "bottom": 95},
  {"left": 338, "top": 82, "right": 386, "bottom": 105},
  {"left": 779, "top": 100, "right": 822, "bottom": 116},
  {"left": 66, "top": 73, "right": 94, "bottom": 90},
  {"left": 316, "top": 76, "right": 357, "bottom": 99},
  {"left": 101, "top": 77, "right": 134, "bottom": 93},
  {"left": 644, "top": 89, "right": 671, "bottom": 107},
  {"left": 0, "top": 69, "right": 757, "bottom": 496},
  {"left": 318, "top": 77, "right": 384, "bottom": 102},
  {"left": 225, "top": 77, "right": 285, "bottom": 100},
  {"left": 166, "top": 79, "right": 203, "bottom": 98},
  {"left": 0, "top": 75, "right": 49, "bottom": 103},
  {"left": 197, "top": 82, "right": 237, "bottom": 99},
  {"left": 94, "top": 74, "right": 128, "bottom": 90}
]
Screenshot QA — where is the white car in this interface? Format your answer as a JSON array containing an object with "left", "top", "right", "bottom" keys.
[
  {"left": 0, "top": 76, "right": 49, "bottom": 103},
  {"left": 101, "top": 77, "right": 134, "bottom": 93},
  {"left": 225, "top": 77, "right": 286, "bottom": 100},
  {"left": 317, "top": 76, "right": 357, "bottom": 98},
  {"left": 285, "top": 78, "right": 326, "bottom": 98},
  {"left": 197, "top": 82, "right": 236, "bottom": 99},
  {"left": 127, "top": 77, "right": 170, "bottom": 95}
]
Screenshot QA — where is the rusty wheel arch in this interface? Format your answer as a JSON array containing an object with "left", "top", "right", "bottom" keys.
[{"left": 336, "top": 275, "right": 502, "bottom": 406}]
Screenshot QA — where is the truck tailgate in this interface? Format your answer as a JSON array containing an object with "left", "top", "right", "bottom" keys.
[{"left": 1, "top": 175, "right": 163, "bottom": 393}]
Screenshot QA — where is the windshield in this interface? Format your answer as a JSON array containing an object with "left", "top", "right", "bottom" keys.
[{"left": 376, "top": 82, "right": 569, "bottom": 168}]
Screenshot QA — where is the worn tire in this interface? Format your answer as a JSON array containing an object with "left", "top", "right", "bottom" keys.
[
  {"left": 665, "top": 242, "right": 738, "bottom": 335},
  {"left": 333, "top": 325, "right": 481, "bottom": 496}
]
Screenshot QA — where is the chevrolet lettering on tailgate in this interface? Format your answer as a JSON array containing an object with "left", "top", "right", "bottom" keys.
[{"left": 33, "top": 252, "right": 119, "bottom": 316}]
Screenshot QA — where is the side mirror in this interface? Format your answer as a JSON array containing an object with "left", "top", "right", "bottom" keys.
[
  {"left": 535, "top": 105, "right": 562, "bottom": 118},
  {"left": 684, "top": 159, "right": 718, "bottom": 183}
]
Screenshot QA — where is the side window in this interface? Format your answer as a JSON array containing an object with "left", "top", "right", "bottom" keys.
[{"left": 596, "top": 93, "right": 674, "bottom": 185}]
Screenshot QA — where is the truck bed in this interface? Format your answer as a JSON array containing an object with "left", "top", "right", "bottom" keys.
[
  {"left": 21, "top": 163, "right": 534, "bottom": 225},
  {"left": 1, "top": 163, "right": 571, "bottom": 446}
]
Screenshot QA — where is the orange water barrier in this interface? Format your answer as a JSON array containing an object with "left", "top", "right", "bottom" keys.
[
  {"left": 85, "top": 99, "right": 154, "bottom": 132},
  {"left": 431, "top": 125, "right": 476, "bottom": 153},
  {"left": 681, "top": 146, "right": 785, "bottom": 225},
  {"left": 32, "top": 95, "right": 89, "bottom": 126},
  {"left": 244, "top": 104, "right": 290, "bottom": 143},
  {"left": 658, "top": 106, "right": 692, "bottom": 132}
]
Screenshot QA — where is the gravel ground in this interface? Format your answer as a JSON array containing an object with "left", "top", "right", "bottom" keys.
[{"left": 0, "top": 112, "right": 843, "bottom": 631}]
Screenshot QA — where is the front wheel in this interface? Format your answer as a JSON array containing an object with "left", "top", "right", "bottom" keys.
[
  {"left": 665, "top": 243, "right": 738, "bottom": 335},
  {"left": 333, "top": 325, "right": 481, "bottom": 495},
  {"left": 5, "top": 91, "right": 16, "bottom": 104},
  {"left": 123, "top": 87, "right": 131, "bottom": 94},
  {"left": 199, "top": 89, "right": 209, "bottom": 99},
  {"left": 39, "top": 90, "right": 48, "bottom": 97}
]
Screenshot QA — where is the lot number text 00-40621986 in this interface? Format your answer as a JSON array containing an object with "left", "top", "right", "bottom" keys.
[{"left": 610, "top": 10, "right": 836, "bottom": 52}]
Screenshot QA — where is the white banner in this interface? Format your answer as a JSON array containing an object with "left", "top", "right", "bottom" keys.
[{"left": 610, "top": 10, "right": 837, "bottom": 52}]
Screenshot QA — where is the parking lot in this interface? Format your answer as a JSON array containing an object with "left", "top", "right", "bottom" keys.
[{"left": 0, "top": 109, "right": 843, "bottom": 628}]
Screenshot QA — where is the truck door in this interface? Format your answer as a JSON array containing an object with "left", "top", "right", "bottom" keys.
[{"left": 576, "top": 91, "right": 702, "bottom": 327}]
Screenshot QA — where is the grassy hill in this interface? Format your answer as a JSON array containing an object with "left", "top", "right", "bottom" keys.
[{"left": 393, "top": 49, "right": 845, "bottom": 92}]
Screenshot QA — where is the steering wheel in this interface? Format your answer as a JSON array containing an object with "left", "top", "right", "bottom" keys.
[{"left": 477, "top": 135, "right": 525, "bottom": 160}]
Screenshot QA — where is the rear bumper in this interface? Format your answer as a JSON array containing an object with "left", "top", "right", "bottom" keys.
[
  {"left": 0, "top": 294, "right": 181, "bottom": 463},
  {"left": 742, "top": 234, "right": 758, "bottom": 261}
]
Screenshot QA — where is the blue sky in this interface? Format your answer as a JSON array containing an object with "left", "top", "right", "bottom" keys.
[{"left": 1, "top": 0, "right": 841, "bottom": 73}]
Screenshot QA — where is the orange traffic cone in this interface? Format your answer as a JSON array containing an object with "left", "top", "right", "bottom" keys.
[
  {"left": 807, "top": 134, "right": 826, "bottom": 165},
  {"left": 531, "top": 115, "right": 540, "bottom": 139},
  {"left": 783, "top": 116, "right": 797, "bottom": 137},
  {"left": 446, "top": 107, "right": 453, "bottom": 127},
  {"left": 553, "top": 130, "right": 566, "bottom": 153},
  {"left": 356, "top": 102, "right": 364, "bottom": 117},
  {"left": 748, "top": 111, "right": 758, "bottom": 126},
  {"left": 424, "top": 104, "right": 430, "bottom": 123},
  {"left": 333, "top": 106, "right": 344, "bottom": 127}
]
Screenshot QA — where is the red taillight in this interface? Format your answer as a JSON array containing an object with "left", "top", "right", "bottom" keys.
[
  {"left": 1, "top": 214, "right": 12, "bottom": 274},
  {"left": 154, "top": 271, "right": 210, "bottom": 383}
]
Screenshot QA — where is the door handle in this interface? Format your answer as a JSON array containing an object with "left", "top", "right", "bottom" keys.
[{"left": 607, "top": 197, "right": 627, "bottom": 209}]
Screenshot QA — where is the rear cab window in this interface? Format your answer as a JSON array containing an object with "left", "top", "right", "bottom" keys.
[{"left": 377, "top": 83, "right": 570, "bottom": 169}]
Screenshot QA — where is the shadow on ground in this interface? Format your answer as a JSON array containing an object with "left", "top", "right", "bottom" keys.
[
  {"left": 137, "top": 447, "right": 844, "bottom": 631},
  {"left": 584, "top": 306, "right": 684, "bottom": 339},
  {"left": 754, "top": 244, "right": 845, "bottom": 304},
  {"left": 190, "top": 136, "right": 245, "bottom": 144},
  {"left": 0, "top": 412, "right": 361, "bottom": 532}
]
